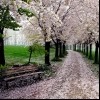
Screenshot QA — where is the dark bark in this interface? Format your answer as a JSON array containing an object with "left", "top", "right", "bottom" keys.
[
  {"left": 73, "top": 44, "right": 74, "bottom": 51},
  {"left": 59, "top": 41, "right": 63, "bottom": 57},
  {"left": 84, "top": 43, "right": 86, "bottom": 54},
  {"left": 75, "top": 44, "right": 76, "bottom": 51},
  {"left": 45, "top": 41, "right": 51, "bottom": 65},
  {"left": 73, "top": 44, "right": 76, "bottom": 51},
  {"left": 51, "top": 36, "right": 61, "bottom": 61},
  {"left": 55, "top": 39, "right": 59, "bottom": 59},
  {"left": 0, "top": 28, "right": 5, "bottom": 66},
  {"left": 70, "top": 45, "right": 72, "bottom": 50},
  {"left": 94, "top": 41, "right": 99, "bottom": 64},
  {"left": 86, "top": 43, "right": 89, "bottom": 57},
  {"left": 63, "top": 42, "right": 66, "bottom": 55},
  {"left": 83, "top": 44, "right": 84, "bottom": 52},
  {"left": 89, "top": 43, "right": 93, "bottom": 60},
  {"left": 82, "top": 44, "right": 84, "bottom": 52},
  {"left": 79, "top": 43, "right": 81, "bottom": 52}
]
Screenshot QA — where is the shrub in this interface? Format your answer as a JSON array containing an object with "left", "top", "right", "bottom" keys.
[{"left": 0, "top": 65, "right": 8, "bottom": 77}]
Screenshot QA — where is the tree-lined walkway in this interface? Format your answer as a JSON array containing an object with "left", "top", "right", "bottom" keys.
[{"left": 0, "top": 51, "right": 99, "bottom": 99}]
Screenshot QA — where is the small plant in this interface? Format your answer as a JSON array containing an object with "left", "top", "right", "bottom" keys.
[
  {"left": 37, "top": 64, "right": 53, "bottom": 77},
  {"left": 44, "top": 70, "right": 53, "bottom": 77},
  {"left": 28, "top": 43, "right": 45, "bottom": 64}
]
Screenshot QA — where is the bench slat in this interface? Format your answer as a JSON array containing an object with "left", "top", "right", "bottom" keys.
[{"left": 4, "top": 72, "right": 44, "bottom": 81}]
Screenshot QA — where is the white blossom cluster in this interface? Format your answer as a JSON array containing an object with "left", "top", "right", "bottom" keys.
[{"left": 0, "top": 0, "right": 99, "bottom": 45}]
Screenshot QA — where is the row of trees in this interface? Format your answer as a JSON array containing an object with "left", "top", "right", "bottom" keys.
[
  {"left": 71, "top": 0, "right": 99, "bottom": 64},
  {"left": 73, "top": 41, "right": 99, "bottom": 64},
  {"left": 0, "top": 0, "right": 69, "bottom": 66},
  {"left": 0, "top": 0, "right": 99, "bottom": 66}
]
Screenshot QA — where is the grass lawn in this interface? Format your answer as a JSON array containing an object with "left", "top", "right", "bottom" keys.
[{"left": 4, "top": 45, "right": 55, "bottom": 66}]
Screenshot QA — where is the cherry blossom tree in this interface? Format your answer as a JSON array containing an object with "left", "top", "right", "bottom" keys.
[{"left": 0, "top": 0, "right": 35, "bottom": 66}]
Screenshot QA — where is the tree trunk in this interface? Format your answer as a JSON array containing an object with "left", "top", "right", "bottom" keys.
[
  {"left": 45, "top": 41, "right": 51, "bottom": 65},
  {"left": 94, "top": 41, "right": 99, "bottom": 64},
  {"left": 55, "top": 39, "right": 59, "bottom": 60},
  {"left": 28, "top": 50, "right": 32, "bottom": 64},
  {"left": 59, "top": 41, "right": 63, "bottom": 57},
  {"left": 77, "top": 44, "right": 79, "bottom": 51},
  {"left": 55, "top": 43, "right": 59, "bottom": 59},
  {"left": 73, "top": 44, "right": 74, "bottom": 51},
  {"left": 89, "top": 43, "right": 93, "bottom": 60},
  {"left": 84, "top": 43, "right": 86, "bottom": 54},
  {"left": 63, "top": 42, "right": 66, "bottom": 55},
  {"left": 76, "top": 44, "right": 77, "bottom": 51},
  {"left": 73, "top": 44, "right": 75, "bottom": 51},
  {"left": 70, "top": 45, "right": 72, "bottom": 50},
  {"left": 66, "top": 45, "right": 68, "bottom": 50},
  {"left": 82, "top": 44, "right": 84, "bottom": 53},
  {"left": 86, "top": 43, "right": 88, "bottom": 57},
  {"left": 0, "top": 28, "right": 5, "bottom": 66},
  {"left": 83, "top": 43, "right": 84, "bottom": 53},
  {"left": 80, "top": 44, "right": 82, "bottom": 52},
  {"left": 75, "top": 44, "right": 76, "bottom": 51}
]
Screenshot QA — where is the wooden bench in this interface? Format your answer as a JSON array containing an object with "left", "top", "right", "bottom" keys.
[
  {"left": 5, "top": 69, "right": 36, "bottom": 78},
  {"left": 3, "top": 72, "right": 44, "bottom": 89}
]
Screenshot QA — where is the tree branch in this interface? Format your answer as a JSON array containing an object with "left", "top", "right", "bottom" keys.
[
  {"left": 55, "top": 0, "right": 62, "bottom": 14},
  {"left": 51, "top": 35, "right": 56, "bottom": 44}
]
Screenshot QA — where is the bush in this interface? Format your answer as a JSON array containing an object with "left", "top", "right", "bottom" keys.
[
  {"left": 28, "top": 43, "right": 45, "bottom": 55},
  {"left": 37, "top": 64, "right": 50, "bottom": 71},
  {"left": 0, "top": 65, "right": 8, "bottom": 77},
  {"left": 37, "top": 64, "right": 53, "bottom": 77}
]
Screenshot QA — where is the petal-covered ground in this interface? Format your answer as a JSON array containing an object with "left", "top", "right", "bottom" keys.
[{"left": 0, "top": 51, "right": 99, "bottom": 99}]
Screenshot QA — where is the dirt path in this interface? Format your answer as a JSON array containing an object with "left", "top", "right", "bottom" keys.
[{"left": 0, "top": 51, "right": 99, "bottom": 99}]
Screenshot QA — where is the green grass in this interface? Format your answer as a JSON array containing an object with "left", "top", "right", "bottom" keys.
[{"left": 4, "top": 45, "right": 55, "bottom": 66}]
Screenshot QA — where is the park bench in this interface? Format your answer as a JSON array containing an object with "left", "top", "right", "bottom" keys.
[
  {"left": 5, "top": 69, "right": 36, "bottom": 78},
  {"left": 2, "top": 72, "right": 44, "bottom": 89}
]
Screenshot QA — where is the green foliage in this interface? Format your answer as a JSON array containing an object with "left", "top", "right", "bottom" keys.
[
  {"left": 21, "top": 0, "right": 40, "bottom": 4},
  {"left": 22, "top": 0, "right": 32, "bottom": 4},
  {"left": 28, "top": 43, "right": 45, "bottom": 55},
  {"left": 18, "top": 8, "right": 36, "bottom": 17},
  {"left": 0, "top": 65, "right": 8, "bottom": 71},
  {"left": 0, "top": 34, "right": 3, "bottom": 38},
  {"left": 38, "top": 64, "right": 50, "bottom": 71},
  {"left": 38, "top": 64, "right": 53, "bottom": 77},
  {"left": 0, "top": 5, "right": 21, "bottom": 30},
  {"left": 0, "top": 65, "right": 8, "bottom": 77}
]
